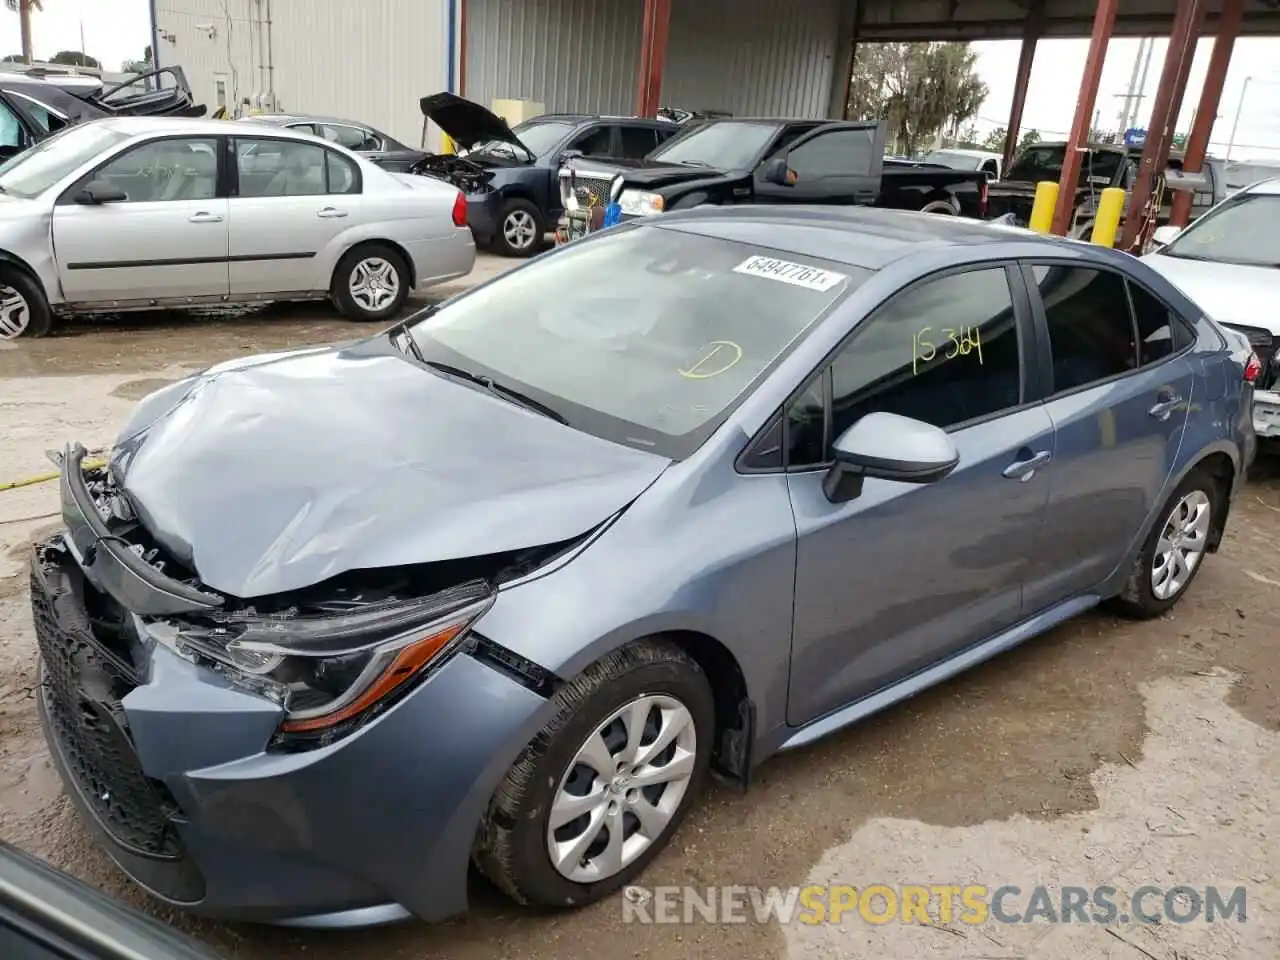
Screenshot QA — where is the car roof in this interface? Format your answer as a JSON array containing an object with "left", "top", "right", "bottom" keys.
[
  {"left": 1241, "top": 176, "right": 1280, "bottom": 196},
  {"left": 242, "top": 113, "right": 376, "bottom": 128},
  {"left": 651, "top": 205, "right": 1121, "bottom": 272},
  {"left": 92, "top": 115, "right": 337, "bottom": 141}
]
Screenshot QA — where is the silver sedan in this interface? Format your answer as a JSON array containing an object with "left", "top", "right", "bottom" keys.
[{"left": 0, "top": 116, "right": 475, "bottom": 338}]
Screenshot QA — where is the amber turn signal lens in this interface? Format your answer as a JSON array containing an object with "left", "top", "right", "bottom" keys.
[{"left": 279, "top": 622, "right": 468, "bottom": 733}]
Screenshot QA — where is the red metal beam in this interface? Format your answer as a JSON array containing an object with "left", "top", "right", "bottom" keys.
[
  {"left": 1119, "top": 0, "right": 1207, "bottom": 250},
  {"left": 1169, "top": 0, "right": 1243, "bottom": 226},
  {"left": 1002, "top": 0, "right": 1045, "bottom": 172},
  {"left": 634, "top": 0, "right": 672, "bottom": 118},
  {"left": 1051, "top": 0, "right": 1119, "bottom": 235}
]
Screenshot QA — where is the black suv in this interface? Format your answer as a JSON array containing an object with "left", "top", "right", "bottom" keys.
[{"left": 413, "top": 92, "right": 680, "bottom": 256}]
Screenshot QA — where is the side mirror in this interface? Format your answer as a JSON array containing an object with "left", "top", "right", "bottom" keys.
[
  {"left": 74, "top": 180, "right": 128, "bottom": 204},
  {"left": 558, "top": 148, "right": 584, "bottom": 165},
  {"left": 762, "top": 156, "right": 796, "bottom": 186},
  {"left": 822, "top": 412, "right": 959, "bottom": 503},
  {"left": 1150, "top": 224, "right": 1181, "bottom": 248}
]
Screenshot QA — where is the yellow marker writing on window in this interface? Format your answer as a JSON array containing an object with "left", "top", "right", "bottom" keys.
[
  {"left": 679, "top": 340, "right": 743, "bottom": 379},
  {"left": 913, "top": 325, "right": 983, "bottom": 374}
]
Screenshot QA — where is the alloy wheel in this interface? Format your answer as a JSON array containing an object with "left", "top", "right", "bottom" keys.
[
  {"left": 546, "top": 694, "right": 697, "bottom": 884},
  {"left": 0, "top": 285, "right": 30, "bottom": 339},
  {"left": 503, "top": 210, "right": 538, "bottom": 251},
  {"left": 348, "top": 257, "right": 400, "bottom": 313},
  {"left": 1151, "top": 489, "right": 1211, "bottom": 600}
]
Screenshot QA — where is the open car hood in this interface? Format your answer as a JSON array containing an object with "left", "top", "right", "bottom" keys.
[
  {"left": 108, "top": 341, "right": 670, "bottom": 599},
  {"left": 419, "top": 91, "right": 528, "bottom": 153}
]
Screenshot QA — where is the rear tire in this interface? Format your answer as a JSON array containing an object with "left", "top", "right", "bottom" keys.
[
  {"left": 330, "top": 243, "right": 410, "bottom": 323},
  {"left": 473, "top": 639, "right": 714, "bottom": 909},
  {"left": 0, "top": 266, "right": 51, "bottom": 339},
  {"left": 1106, "top": 468, "right": 1222, "bottom": 619}
]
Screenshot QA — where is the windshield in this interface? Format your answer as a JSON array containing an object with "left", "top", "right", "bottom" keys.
[
  {"left": 0, "top": 123, "right": 131, "bottom": 198},
  {"left": 1162, "top": 193, "right": 1280, "bottom": 268},
  {"left": 924, "top": 150, "right": 982, "bottom": 171},
  {"left": 1005, "top": 144, "right": 1124, "bottom": 186},
  {"left": 650, "top": 121, "right": 780, "bottom": 169},
  {"left": 407, "top": 225, "right": 866, "bottom": 458}
]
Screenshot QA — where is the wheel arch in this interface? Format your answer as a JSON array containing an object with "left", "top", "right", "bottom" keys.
[
  {"left": 0, "top": 248, "right": 52, "bottom": 301},
  {"left": 331, "top": 237, "right": 416, "bottom": 291}
]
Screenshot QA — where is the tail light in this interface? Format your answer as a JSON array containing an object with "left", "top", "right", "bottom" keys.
[
  {"left": 979, "top": 179, "right": 988, "bottom": 218},
  {"left": 451, "top": 191, "right": 467, "bottom": 227},
  {"left": 1244, "top": 351, "right": 1262, "bottom": 384}
]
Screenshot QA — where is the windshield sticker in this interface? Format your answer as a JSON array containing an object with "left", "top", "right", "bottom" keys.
[
  {"left": 733, "top": 255, "right": 847, "bottom": 292},
  {"left": 679, "top": 340, "right": 743, "bottom": 379}
]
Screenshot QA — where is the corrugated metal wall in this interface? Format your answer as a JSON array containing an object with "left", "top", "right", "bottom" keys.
[
  {"left": 156, "top": 0, "right": 451, "bottom": 147},
  {"left": 663, "top": 0, "right": 843, "bottom": 118},
  {"left": 464, "top": 0, "right": 643, "bottom": 115}
]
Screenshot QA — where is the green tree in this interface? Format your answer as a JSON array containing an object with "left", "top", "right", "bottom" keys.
[
  {"left": 847, "top": 42, "right": 989, "bottom": 156},
  {"left": 1018, "top": 128, "right": 1042, "bottom": 149},
  {"left": 2, "top": 53, "right": 23, "bottom": 62},
  {"left": 982, "top": 127, "right": 1007, "bottom": 151},
  {"left": 50, "top": 49, "right": 99, "bottom": 69}
]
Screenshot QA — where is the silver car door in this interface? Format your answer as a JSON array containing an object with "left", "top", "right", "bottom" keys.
[{"left": 52, "top": 136, "right": 228, "bottom": 304}]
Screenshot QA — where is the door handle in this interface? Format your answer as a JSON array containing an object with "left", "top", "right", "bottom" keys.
[
  {"left": 188, "top": 212, "right": 223, "bottom": 223},
  {"left": 317, "top": 207, "right": 348, "bottom": 218},
  {"left": 1148, "top": 393, "right": 1184, "bottom": 421},
  {"left": 1002, "top": 450, "right": 1052, "bottom": 481}
]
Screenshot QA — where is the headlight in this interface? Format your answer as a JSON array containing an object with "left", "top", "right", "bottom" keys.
[
  {"left": 617, "top": 189, "right": 665, "bottom": 216},
  {"left": 174, "top": 580, "right": 494, "bottom": 735}
]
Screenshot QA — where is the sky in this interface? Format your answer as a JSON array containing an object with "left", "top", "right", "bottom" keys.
[{"left": 1, "top": 0, "right": 1278, "bottom": 160}]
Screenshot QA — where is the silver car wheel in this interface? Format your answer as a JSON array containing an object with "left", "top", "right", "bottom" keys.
[
  {"left": 546, "top": 694, "right": 697, "bottom": 884},
  {"left": 1151, "top": 489, "right": 1212, "bottom": 600},
  {"left": 347, "top": 257, "right": 400, "bottom": 313},
  {"left": 0, "top": 285, "right": 30, "bottom": 339},
  {"left": 503, "top": 210, "right": 537, "bottom": 250}
]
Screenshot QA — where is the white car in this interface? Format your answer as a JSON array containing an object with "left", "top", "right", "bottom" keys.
[
  {"left": 1143, "top": 177, "right": 1280, "bottom": 442},
  {"left": 0, "top": 116, "right": 475, "bottom": 338}
]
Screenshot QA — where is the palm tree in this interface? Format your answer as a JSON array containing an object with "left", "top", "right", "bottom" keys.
[{"left": 5, "top": 0, "right": 43, "bottom": 64}]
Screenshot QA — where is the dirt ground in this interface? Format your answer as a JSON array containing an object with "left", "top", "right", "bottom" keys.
[{"left": 0, "top": 260, "right": 1276, "bottom": 959}]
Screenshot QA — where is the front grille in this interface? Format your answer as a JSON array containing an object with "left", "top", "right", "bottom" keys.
[
  {"left": 568, "top": 174, "right": 617, "bottom": 209},
  {"left": 32, "top": 549, "right": 182, "bottom": 860}
]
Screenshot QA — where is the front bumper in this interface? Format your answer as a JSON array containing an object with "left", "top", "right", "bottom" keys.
[
  {"left": 1253, "top": 389, "right": 1280, "bottom": 439},
  {"left": 30, "top": 457, "right": 553, "bottom": 923}
]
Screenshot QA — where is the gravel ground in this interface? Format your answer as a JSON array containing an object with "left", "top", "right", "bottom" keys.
[{"left": 0, "top": 260, "right": 1276, "bottom": 959}]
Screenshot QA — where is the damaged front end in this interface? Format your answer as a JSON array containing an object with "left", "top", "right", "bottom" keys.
[
  {"left": 407, "top": 153, "right": 495, "bottom": 195},
  {"left": 44, "top": 443, "right": 570, "bottom": 750}
]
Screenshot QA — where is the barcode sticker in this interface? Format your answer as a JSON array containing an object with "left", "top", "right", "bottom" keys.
[{"left": 733, "top": 255, "right": 847, "bottom": 292}]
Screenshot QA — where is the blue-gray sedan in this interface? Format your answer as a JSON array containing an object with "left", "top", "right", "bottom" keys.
[{"left": 31, "top": 206, "right": 1255, "bottom": 928}]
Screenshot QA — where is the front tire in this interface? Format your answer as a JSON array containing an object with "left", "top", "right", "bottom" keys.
[
  {"left": 330, "top": 243, "right": 410, "bottom": 322},
  {"left": 1107, "top": 469, "right": 1221, "bottom": 619},
  {"left": 493, "top": 198, "right": 544, "bottom": 258},
  {"left": 474, "top": 639, "right": 714, "bottom": 909},
  {"left": 0, "top": 266, "right": 51, "bottom": 339}
]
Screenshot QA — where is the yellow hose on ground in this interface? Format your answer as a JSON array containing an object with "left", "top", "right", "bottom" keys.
[{"left": 0, "top": 457, "right": 107, "bottom": 493}]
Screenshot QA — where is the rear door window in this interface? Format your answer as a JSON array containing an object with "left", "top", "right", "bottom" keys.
[
  {"left": 619, "top": 125, "right": 659, "bottom": 159},
  {"left": 1128, "top": 281, "right": 1192, "bottom": 364},
  {"left": 1030, "top": 265, "right": 1137, "bottom": 392}
]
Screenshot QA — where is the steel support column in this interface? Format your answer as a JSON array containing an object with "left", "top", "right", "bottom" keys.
[
  {"left": 1170, "top": 0, "right": 1243, "bottom": 226},
  {"left": 828, "top": 1, "right": 861, "bottom": 119},
  {"left": 1119, "top": 0, "right": 1207, "bottom": 250},
  {"left": 635, "top": 0, "right": 673, "bottom": 118},
  {"left": 1003, "top": 0, "right": 1045, "bottom": 172},
  {"left": 1051, "top": 0, "right": 1119, "bottom": 235}
]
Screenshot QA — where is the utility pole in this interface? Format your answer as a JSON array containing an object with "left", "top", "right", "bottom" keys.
[{"left": 1119, "top": 37, "right": 1148, "bottom": 131}]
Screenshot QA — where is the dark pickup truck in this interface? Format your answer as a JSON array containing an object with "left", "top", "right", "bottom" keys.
[
  {"left": 985, "top": 140, "right": 1225, "bottom": 236},
  {"left": 561, "top": 117, "right": 989, "bottom": 223}
]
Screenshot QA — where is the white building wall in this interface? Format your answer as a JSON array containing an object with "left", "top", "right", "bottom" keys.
[{"left": 154, "top": 0, "right": 453, "bottom": 148}]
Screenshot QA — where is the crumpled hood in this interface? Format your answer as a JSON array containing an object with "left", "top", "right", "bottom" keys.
[
  {"left": 109, "top": 342, "right": 670, "bottom": 599},
  {"left": 419, "top": 91, "right": 528, "bottom": 153},
  {"left": 1141, "top": 252, "right": 1280, "bottom": 335}
]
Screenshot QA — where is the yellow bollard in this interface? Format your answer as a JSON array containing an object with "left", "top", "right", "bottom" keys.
[
  {"left": 1028, "top": 181, "right": 1059, "bottom": 234},
  {"left": 1089, "top": 187, "right": 1126, "bottom": 247}
]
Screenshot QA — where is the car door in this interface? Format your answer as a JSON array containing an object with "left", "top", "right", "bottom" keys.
[
  {"left": 228, "top": 135, "right": 362, "bottom": 295},
  {"left": 754, "top": 122, "right": 885, "bottom": 206},
  {"left": 52, "top": 135, "right": 228, "bottom": 304},
  {"left": 785, "top": 264, "right": 1055, "bottom": 726},
  {"left": 1019, "top": 262, "right": 1197, "bottom": 610}
]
